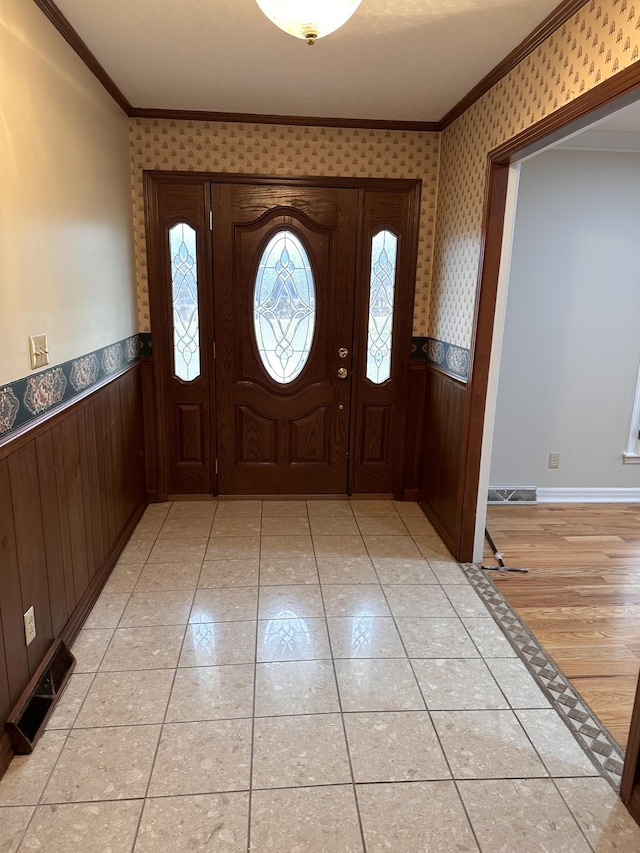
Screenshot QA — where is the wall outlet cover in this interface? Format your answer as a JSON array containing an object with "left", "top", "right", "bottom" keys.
[{"left": 24, "top": 606, "right": 36, "bottom": 646}]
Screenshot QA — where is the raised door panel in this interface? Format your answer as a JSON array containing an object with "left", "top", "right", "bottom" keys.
[
  {"left": 236, "top": 406, "right": 278, "bottom": 465},
  {"left": 361, "top": 405, "right": 390, "bottom": 465},
  {"left": 290, "top": 406, "right": 331, "bottom": 465},
  {"left": 176, "top": 403, "right": 204, "bottom": 465}
]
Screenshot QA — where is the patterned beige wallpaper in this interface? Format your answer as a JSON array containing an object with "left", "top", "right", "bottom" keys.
[
  {"left": 129, "top": 121, "right": 440, "bottom": 335},
  {"left": 431, "top": 0, "right": 640, "bottom": 349}
]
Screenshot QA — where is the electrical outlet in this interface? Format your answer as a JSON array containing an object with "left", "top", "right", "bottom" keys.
[
  {"left": 29, "top": 334, "right": 49, "bottom": 370},
  {"left": 24, "top": 606, "right": 36, "bottom": 646},
  {"left": 548, "top": 452, "right": 560, "bottom": 469}
]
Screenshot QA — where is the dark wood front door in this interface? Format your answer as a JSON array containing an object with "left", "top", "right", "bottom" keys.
[
  {"left": 146, "top": 173, "right": 421, "bottom": 501},
  {"left": 212, "top": 184, "right": 359, "bottom": 494}
]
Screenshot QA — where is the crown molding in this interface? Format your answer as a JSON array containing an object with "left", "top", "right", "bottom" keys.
[
  {"left": 32, "top": 0, "right": 132, "bottom": 114},
  {"left": 439, "top": 0, "right": 587, "bottom": 130},
  {"left": 32, "top": 0, "right": 437, "bottom": 129},
  {"left": 32, "top": 0, "right": 590, "bottom": 135},
  {"left": 129, "top": 107, "right": 440, "bottom": 133}
]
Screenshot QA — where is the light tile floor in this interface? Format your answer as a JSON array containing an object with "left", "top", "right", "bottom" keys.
[{"left": 1, "top": 499, "right": 640, "bottom": 851}]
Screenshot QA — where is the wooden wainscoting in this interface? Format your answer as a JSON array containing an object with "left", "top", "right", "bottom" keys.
[
  {"left": 403, "top": 361, "right": 427, "bottom": 501},
  {"left": 418, "top": 363, "right": 469, "bottom": 559},
  {"left": 0, "top": 364, "right": 146, "bottom": 778},
  {"left": 140, "top": 357, "right": 159, "bottom": 501}
]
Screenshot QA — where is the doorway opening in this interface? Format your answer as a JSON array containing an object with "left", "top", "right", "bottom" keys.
[{"left": 462, "top": 74, "right": 640, "bottom": 820}]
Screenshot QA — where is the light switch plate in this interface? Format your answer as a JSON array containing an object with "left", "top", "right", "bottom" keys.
[{"left": 29, "top": 334, "right": 49, "bottom": 370}]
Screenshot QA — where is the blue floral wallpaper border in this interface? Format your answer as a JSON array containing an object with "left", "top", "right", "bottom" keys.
[
  {"left": 0, "top": 335, "right": 142, "bottom": 441},
  {"left": 411, "top": 336, "right": 470, "bottom": 381}
]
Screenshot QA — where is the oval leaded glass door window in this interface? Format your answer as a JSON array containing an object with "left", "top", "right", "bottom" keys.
[
  {"left": 254, "top": 230, "right": 316, "bottom": 384},
  {"left": 169, "top": 222, "right": 201, "bottom": 382},
  {"left": 366, "top": 229, "right": 398, "bottom": 384}
]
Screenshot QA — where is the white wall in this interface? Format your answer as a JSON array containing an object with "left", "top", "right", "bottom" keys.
[
  {"left": 0, "top": 0, "right": 136, "bottom": 387},
  {"left": 490, "top": 149, "right": 640, "bottom": 490}
]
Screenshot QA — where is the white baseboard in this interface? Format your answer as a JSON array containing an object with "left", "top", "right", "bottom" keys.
[{"left": 537, "top": 487, "right": 640, "bottom": 503}]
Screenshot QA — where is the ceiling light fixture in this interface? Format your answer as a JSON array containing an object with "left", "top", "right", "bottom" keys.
[{"left": 255, "top": 0, "right": 363, "bottom": 46}]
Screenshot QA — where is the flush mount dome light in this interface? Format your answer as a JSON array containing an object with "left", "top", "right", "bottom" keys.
[{"left": 256, "top": 0, "right": 363, "bottom": 45}]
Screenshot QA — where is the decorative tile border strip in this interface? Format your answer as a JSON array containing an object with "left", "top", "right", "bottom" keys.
[
  {"left": 462, "top": 561, "right": 625, "bottom": 790},
  {"left": 488, "top": 487, "right": 538, "bottom": 504},
  {"left": 0, "top": 335, "right": 142, "bottom": 441},
  {"left": 411, "top": 335, "right": 469, "bottom": 381}
]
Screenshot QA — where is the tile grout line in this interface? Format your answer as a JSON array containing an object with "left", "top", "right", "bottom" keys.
[
  {"left": 14, "top": 508, "right": 177, "bottom": 841},
  {"left": 9, "top": 507, "right": 174, "bottom": 846},
  {"left": 436, "top": 583, "right": 523, "bottom": 714},
  {"left": 462, "top": 562, "right": 625, "bottom": 790},
  {"left": 126, "top": 501, "right": 179, "bottom": 853},
  {"left": 314, "top": 500, "right": 369, "bottom": 853},
  {"left": 17, "top": 773, "right": 584, "bottom": 811},
  {"left": 19, "top": 500, "right": 616, "bottom": 849},
  {"left": 129, "top": 499, "right": 187, "bottom": 852},
  {"left": 548, "top": 775, "right": 601, "bottom": 853},
  {"left": 7, "top": 728, "right": 73, "bottom": 850},
  {"left": 247, "top": 500, "right": 265, "bottom": 853},
  {"left": 36, "top": 700, "right": 590, "bottom": 733},
  {"left": 435, "top": 560, "right": 605, "bottom": 813},
  {"left": 362, "top": 527, "right": 484, "bottom": 853}
]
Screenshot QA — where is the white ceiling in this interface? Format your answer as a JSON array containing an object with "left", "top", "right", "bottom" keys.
[
  {"left": 54, "top": 0, "right": 561, "bottom": 122},
  {"left": 555, "top": 100, "right": 640, "bottom": 152}
]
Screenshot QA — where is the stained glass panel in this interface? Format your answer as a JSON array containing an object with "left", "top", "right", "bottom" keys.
[
  {"left": 366, "top": 230, "right": 397, "bottom": 384},
  {"left": 254, "top": 230, "right": 316, "bottom": 384},
  {"left": 169, "top": 223, "right": 200, "bottom": 382}
]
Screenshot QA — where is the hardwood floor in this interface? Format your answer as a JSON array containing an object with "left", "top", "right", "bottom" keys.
[{"left": 484, "top": 503, "right": 640, "bottom": 748}]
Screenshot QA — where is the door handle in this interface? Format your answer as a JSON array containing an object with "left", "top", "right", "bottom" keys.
[
  {"left": 338, "top": 347, "right": 349, "bottom": 358},
  {"left": 338, "top": 368, "right": 348, "bottom": 379}
]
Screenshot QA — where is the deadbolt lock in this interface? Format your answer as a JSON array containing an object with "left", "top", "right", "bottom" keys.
[
  {"left": 337, "top": 367, "right": 348, "bottom": 379},
  {"left": 338, "top": 347, "right": 348, "bottom": 358}
]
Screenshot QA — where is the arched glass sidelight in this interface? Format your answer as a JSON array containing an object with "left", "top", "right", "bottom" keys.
[
  {"left": 254, "top": 230, "right": 316, "bottom": 384},
  {"left": 366, "top": 229, "right": 398, "bottom": 384},
  {"left": 169, "top": 223, "right": 201, "bottom": 382}
]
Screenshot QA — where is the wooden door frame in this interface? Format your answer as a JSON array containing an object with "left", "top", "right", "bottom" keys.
[
  {"left": 456, "top": 60, "right": 640, "bottom": 817},
  {"left": 459, "top": 60, "right": 640, "bottom": 560},
  {"left": 144, "top": 171, "right": 421, "bottom": 500}
]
